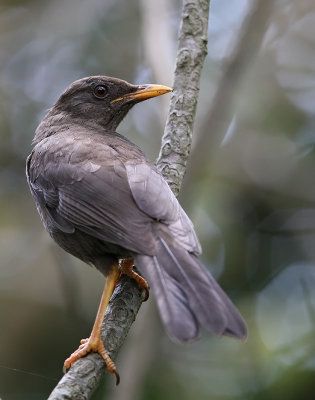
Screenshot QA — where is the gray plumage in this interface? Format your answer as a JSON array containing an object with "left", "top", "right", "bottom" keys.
[{"left": 26, "top": 76, "right": 247, "bottom": 342}]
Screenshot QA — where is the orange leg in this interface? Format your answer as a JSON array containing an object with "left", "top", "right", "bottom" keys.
[
  {"left": 64, "top": 264, "right": 120, "bottom": 385},
  {"left": 119, "top": 258, "right": 149, "bottom": 301}
]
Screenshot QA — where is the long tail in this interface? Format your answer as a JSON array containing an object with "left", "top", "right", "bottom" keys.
[{"left": 134, "top": 237, "right": 247, "bottom": 343}]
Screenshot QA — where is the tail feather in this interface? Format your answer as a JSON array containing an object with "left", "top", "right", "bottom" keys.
[
  {"left": 136, "top": 254, "right": 200, "bottom": 342},
  {"left": 135, "top": 238, "right": 247, "bottom": 342}
]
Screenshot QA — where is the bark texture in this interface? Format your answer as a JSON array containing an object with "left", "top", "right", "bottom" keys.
[{"left": 156, "top": 0, "right": 210, "bottom": 196}]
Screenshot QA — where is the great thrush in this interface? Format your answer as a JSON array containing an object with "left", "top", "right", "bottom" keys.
[{"left": 26, "top": 76, "right": 247, "bottom": 383}]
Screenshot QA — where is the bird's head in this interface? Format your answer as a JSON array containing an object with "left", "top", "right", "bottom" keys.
[{"left": 34, "top": 76, "right": 172, "bottom": 143}]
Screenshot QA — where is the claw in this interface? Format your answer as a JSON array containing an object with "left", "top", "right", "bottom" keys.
[
  {"left": 63, "top": 336, "right": 119, "bottom": 383},
  {"left": 119, "top": 258, "right": 149, "bottom": 301},
  {"left": 114, "top": 370, "right": 120, "bottom": 386}
]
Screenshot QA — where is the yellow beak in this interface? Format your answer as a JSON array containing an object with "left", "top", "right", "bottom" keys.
[{"left": 110, "top": 84, "right": 172, "bottom": 104}]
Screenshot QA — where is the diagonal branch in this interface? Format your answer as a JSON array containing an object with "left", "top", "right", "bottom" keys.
[{"left": 47, "top": 1, "right": 210, "bottom": 398}]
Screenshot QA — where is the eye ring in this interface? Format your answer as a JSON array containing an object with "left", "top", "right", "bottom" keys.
[{"left": 93, "top": 85, "right": 108, "bottom": 99}]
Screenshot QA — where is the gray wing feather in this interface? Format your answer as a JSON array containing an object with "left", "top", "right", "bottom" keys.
[
  {"left": 28, "top": 153, "right": 157, "bottom": 255},
  {"left": 126, "top": 163, "right": 201, "bottom": 254}
]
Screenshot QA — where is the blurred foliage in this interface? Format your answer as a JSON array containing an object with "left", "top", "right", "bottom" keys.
[{"left": 1, "top": 0, "right": 315, "bottom": 399}]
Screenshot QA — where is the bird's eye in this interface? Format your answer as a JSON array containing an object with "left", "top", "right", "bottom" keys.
[{"left": 93, "top": 85, "right": 108, "bottom": 99}]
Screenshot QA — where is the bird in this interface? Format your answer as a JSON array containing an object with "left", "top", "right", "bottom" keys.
[{"left": 26, "top": 75, "right": 247, "bottom": 384}]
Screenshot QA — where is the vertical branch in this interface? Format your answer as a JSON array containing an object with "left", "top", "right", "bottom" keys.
[
  {"left": 47, "top": 1, "right": 211, "bottom": 398},
  {"left": 156, "top": 0, "right": 210, "bottom": 197}
]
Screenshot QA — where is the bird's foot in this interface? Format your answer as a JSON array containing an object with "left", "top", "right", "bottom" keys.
[
  {"left": 119, "top": 258, "right": 149, "bottom": 301},
  {"left": 64, "top": 337, "right": 120, "bottom": 385}
]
